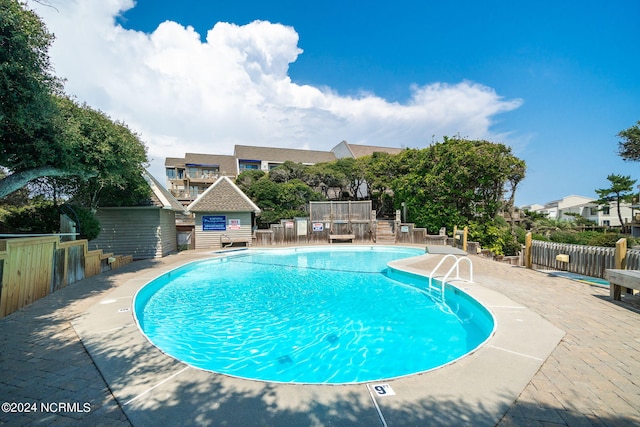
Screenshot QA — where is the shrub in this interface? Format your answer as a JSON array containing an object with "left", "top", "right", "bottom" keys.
[
  {"left": 4, "top": 199, "right": 59, "bottom": 234},
  {"left": 3, "top": 201, "right": 100, "bottom": 240},
  {"left": 582, "top": 233, "right": 628, "bottom": 248},
  {"left": 468, "top": 220, "right": 521, "bottom": 256},
  {"left": 63, "top": 205, "right": 101, "bottom": 241},
  {"left": 549, "top": 231, "right": 579, "bottom": 244}
]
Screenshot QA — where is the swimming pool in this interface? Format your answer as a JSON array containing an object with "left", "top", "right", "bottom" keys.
[{"left": 134, "top": 246, "right": 494, "bottom": 384}]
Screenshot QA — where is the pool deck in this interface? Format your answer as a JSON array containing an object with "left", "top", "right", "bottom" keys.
[{"left": 1, "top": 246, "right": 640, "bottom": 426}]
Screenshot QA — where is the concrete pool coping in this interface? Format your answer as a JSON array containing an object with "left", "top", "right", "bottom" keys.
[{"left": 71, "top": 247, "right": 565, "bottom": 426}]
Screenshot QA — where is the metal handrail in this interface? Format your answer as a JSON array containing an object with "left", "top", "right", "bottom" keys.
[
  {"left": 428, "top": 254, "right": 474, "bottom": 295},
  {"left": 220, "top": 234, "right": 233, "bottom": 248}
]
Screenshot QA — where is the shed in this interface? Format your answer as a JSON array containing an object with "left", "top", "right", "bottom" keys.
[
  {"left": 187, "top": 176, "right": 261, "bottom": 249},
  {"left": 89, "top": 171, "right": 186, "bottom": 259}
]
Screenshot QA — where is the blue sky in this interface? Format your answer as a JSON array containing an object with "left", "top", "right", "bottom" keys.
[{"left": 34, "top": 0, "right": 640, "bottom": 206}]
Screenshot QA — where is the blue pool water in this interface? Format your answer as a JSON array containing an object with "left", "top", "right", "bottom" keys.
[{"left": 134, "top": 246, "right": 494, "bottom": 384}]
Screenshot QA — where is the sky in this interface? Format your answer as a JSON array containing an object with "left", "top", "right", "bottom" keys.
[{"left": 31, "top": 0, "right": 640, "bottom": 206}]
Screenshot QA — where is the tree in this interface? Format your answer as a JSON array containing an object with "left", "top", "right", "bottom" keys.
[
  {"left": 618, "top": 121, "right": 640, "bottom": 161},
  {"left": 0, "top": 0, "right": 77, "bottom": 196},
  {"left": 595, "top": 174, "right": 637, "bottom": 234},
  {"left": 236, "top": 172, "right": 324, "bottom": 227},
  {"left": 1, "top": 2, "right": 149, "bottom": 202},
  {"left": 52, "top": 96, "right": 150, "bottom": 209},
  {"left": 235, "top": 169, "right": 266, "bottom": 193},
  {"left": 307, "top": 162, "right": 347, "bottom": 199},
  {"left": 363, "top": 152, "right": 400, "bottom": 217},
  {"left": 391, "top": 138, "right": 526, "bottom": 233}
]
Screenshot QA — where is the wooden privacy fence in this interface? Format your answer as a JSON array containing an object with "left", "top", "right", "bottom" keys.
[
  {"left": 0, "top": 236, "right": 132, "bottom": 318},
  {"left": 526, "top": 237, "right": 638, "bottom": 279}
]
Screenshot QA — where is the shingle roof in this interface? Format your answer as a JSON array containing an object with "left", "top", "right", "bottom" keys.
[
  {"left": 144, "top": 171, "right": 187, "bottom": 212},
  {"left": 187, "top": 176, "right": 261, "bottom": 213},
  {"left": 345, "top": 143, "right": 404, "bottom": 158},
  {"left": 183, "top": 153, "right": 237, "bottom": 176},
  {"left": 164, "top": 157, "right": 185, "bottom": 167},
  {"left": 234, "top": 145, "right": 337, "bottom": 164}
]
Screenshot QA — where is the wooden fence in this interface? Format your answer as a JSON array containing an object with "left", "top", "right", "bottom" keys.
[
  {"left": 0, "top": 236, "right": 132, "bottom": 318},
  {"left": 526, "top": 236, "right": 638, "bottom": 279}
]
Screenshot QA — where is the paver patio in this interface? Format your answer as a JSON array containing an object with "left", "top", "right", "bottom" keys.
[{"left": 1, "top": 248, "right": 639, "bottom": 426}]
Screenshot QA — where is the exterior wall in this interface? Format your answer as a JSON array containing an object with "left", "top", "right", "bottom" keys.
[
  {"left": 596, "top": 202, "right": 633, "bottom": 226},
  {"left": 331, "top": 141, "right": 353, "bottom": 159},
  {"left": 558, "top": 195, "right": 593, "bottom": 209},
  {"left": 194, "top": 211, "right": 254, "bottom": 249},
  {"left": 90, "top": 208, "right": 167, "bottom": 260},
  {"left": 158, "top": 209, "right": 178, "bottom": 257}
]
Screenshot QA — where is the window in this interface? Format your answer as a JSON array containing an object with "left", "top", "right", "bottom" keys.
[
  {"left": 202, "top": 168, "right": 219, "bottom": 178},
  {"left": 590, "top": 207, "right": 598, "bottom": 216},
  {"left": 602, "top": 206, "right": 610, "bottom": 215},
  {"left": 188, "top": 167, "right": 199, "bottom": 178},
  {"left": 603, "top": 220, "right": 611, "bottom": 226},
  {"left": 240, "top": 162, "right": 260, "bottom": 171},
  {"left": 189, "top": 185, "right": 199, "bottom": 198},
  {"left": 166, "top": 168, "right": 176, "bottom": 179}
]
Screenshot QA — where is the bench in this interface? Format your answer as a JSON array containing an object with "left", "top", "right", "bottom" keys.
[
  {"left": 329, "top": 234, "right": 355, "bottom": 243},
  {"left": 605, "top": 269, "right": 640, "bottom": 300}
]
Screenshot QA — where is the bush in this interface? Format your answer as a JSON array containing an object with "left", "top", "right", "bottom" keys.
[
  {"left": 468, "top": 220, "right": 521, "bottom": 256},
  {"left": 3, "top": 201, "right": 100, "bottom": 240},
  {"left": 4, "top": 199, "right": 59, "bottom": 234},
  {"left": 549, "top": 231, "right": 579, "bottom": 244},
  {"left": 581, "top": 233, "right": 628, "bottom": 248},
  {"left": 531, "top": 233, "right": 550, "bottom": 241},
  {"left": 62, "top": 205, "right": 101, "bottom": 241},
  {"left": 543, "top": 230, "right": 635, "bottom": 248}
]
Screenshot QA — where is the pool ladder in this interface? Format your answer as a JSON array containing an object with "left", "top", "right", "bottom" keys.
[
  {"left": 221, "top": 234, "right": 233, "bottom": 248},
  {"left": 428, "top": 254, "right": 474, "bottom": 295}
]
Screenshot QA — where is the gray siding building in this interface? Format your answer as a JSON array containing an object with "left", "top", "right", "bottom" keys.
[
  {"left": 90, "top": 171, "right": 186, "bottom": 259},
  {"left": 188, "top": 176, "right": 261, "bottom": 249}
]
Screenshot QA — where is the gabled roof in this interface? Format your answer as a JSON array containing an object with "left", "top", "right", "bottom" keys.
[
  {"left": 144, "top": 171, "right": 187, "bottom": 213},
  {"left": 187, "top": 176, "right": 261, "bottom": 213},
  {"left": 234, "top": 145, "right": 337, "bottom": 164}
]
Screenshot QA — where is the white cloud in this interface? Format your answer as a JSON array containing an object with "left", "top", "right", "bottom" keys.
[{"left": 33, "top": 0, "right": 522, "bottom": 180}]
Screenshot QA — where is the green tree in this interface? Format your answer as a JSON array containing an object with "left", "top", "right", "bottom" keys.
[
  {"left": 0, "top": 0, "right": 75, "bottom": 196},
  {"left": 307, "top": 162, "right": 347, "bottom": 199},
  {"left": 235, "top": 169, "right": 266, "bottom": 194},
  {"left": 331, "top": 157, "right": 366, "bottom": 199},
  {"left": 237, "top": 173, "right": 324, "bottom": 227},
  {"left": 52, "top": 96, "right": 150, "bottom": 208},
  {"left": 595, "top": 174, "right": 637, "bottom": 234},
  {"left": 363, "top": 152, "right": 400, "bottom": 217},
  {"left": 618, "top": 121, "right": 640, "bottom": 161},
  {"left": 391, "top": 138, "right": 526, "bottom": 233},
  {"left": 0, "top": 2, "right": 149, "bottom": 202}
]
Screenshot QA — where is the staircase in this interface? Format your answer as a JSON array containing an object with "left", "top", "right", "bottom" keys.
[{"left": 375, "top": 221, "right": 396, "bottom": 244}]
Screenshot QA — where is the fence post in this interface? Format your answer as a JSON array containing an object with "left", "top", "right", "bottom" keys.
[
  {"left": 525, "top": 232, "right": 532, "bottom": 269},
  {"left": 615, "top": 238, "right": 627, "bottom": 270},
  {"left": 463, "top": 226, "right": 468, "bottom": 252}
]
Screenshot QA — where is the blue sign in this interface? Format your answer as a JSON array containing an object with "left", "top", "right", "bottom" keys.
[{"left": 202, "top": 215, "right": 226, "bottom": 231}]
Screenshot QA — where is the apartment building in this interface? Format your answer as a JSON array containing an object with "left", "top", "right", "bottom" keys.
[
  {"left": 522, "top": 195, "right": 634, "bottom": 227},
  {"left": 165, "top": 141, "right": 402, "bottom": 206}
]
